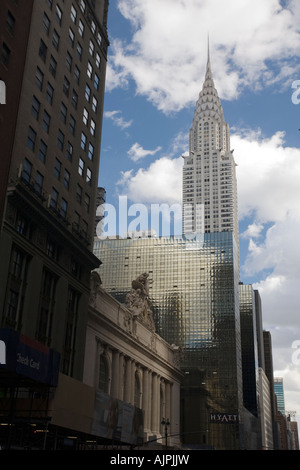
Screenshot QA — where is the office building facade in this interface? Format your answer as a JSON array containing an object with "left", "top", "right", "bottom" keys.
[
  {"left": 0, "top": 0, "right": 109, "bottom": 380},
  {"left": 274, "top": 377, "right": 286, "bottom": 416}
]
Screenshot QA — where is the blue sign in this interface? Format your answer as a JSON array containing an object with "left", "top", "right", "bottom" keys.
[{"left": 0, "top": 328, "right": 60, "bottom": 387}]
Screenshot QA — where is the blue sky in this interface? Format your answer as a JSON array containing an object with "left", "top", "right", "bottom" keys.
[{"left": 98, "top": 0, "right": 300, "bottom": 426}]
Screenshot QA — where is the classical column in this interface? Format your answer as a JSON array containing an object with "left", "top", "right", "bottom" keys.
[
  {"left": 142, "top": 368, "right": 150, "bottom": 432},
  {"left": 119, "top": 353, "right": 124, "bottom": 401},
  {"left": 110, "top": 349, "right": 120, "bottom": 399},
  {"left": 130, "top": 360, "right": 136, "bottom": 404},
  {"left": 165, "top": 381, "right": 171, "bottom": 424},
  {"left": 151, "top": 373, "right": 160, "bottom": 434},
  {"left": 124, "top": 357, "right": 132, "bottom": 403}
]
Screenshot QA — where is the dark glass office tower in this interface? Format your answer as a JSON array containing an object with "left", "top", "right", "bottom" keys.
[{"left": 94, "top": 231, "right": 243, "bottom": 450}]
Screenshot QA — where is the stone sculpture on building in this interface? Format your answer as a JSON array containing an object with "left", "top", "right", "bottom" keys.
[{"left": 125, "top": 273, "right": 156, "bottom": 331}]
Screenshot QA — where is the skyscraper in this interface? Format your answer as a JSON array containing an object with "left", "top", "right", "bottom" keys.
[
  {"left": 95, "top": 46, "right": 249, "bottom": 449},
  {"left": 0, "top": 0, "right": 109, "bottom": 380},
  {"left": 182, "top": 43, "right": 239, "bottom": 251},
  {"left": 274, "top": 377, "right": 286, "bottom": 416}
]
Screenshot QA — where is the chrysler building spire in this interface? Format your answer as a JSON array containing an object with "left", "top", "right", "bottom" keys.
[{"left": 182, "top": 45, "right": 239, "bottom": 249}]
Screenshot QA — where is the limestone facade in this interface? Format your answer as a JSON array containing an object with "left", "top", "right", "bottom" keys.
[{"left": 84, "top": 272, "right": 183, "bottom": 446}]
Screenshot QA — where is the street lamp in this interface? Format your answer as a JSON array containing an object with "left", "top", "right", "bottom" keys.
[{"left": 161, "top": 418, "right": 170, "bottom": 450}]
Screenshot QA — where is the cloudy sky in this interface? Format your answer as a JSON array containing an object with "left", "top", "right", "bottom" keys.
[{"left": 98, "top": 0, "right": 300, "bottom": 427}]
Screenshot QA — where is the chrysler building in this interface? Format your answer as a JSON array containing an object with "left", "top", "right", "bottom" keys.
[{"left": 182, "top": 45, "right": 239, "bottom": 248}]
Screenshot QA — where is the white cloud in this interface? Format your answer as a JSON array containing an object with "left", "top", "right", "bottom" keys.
[
  {"left": 106, "top": 0, "right": 300, "bottom": 113},
  {"left": 127, "top": 142, "right": 162, "bottom": 162},
  {"left": 104, "top": 110, "right": 133, "bottom": 129},
  {"left": 117, "top": 156, "right": 183, "bottom": 205},
  {"left": 233, "top": 130, "right": 300, "bottom": 223}
]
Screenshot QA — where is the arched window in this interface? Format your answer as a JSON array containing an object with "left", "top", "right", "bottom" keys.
[{"left": 99, "top": 354, "right": 109, "bottom": 393}]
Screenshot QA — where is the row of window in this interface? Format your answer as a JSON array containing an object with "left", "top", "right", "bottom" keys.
[{"left": 5, "top": 241, "right": 81, "bottom": 375}]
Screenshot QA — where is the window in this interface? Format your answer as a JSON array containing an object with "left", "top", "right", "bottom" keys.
[
  {"left": 78, "top": 19, "right": 84, "bottom": 37},
  {"left": 46, "top": 82, "right": 54, "bottom": 104},
  {"left": 69, "top": 115, "right": 76, "bottom": 135},
  {"left": 66, "top": 51, "right": 72, "bottom": 71},
  {"left": 57, "top": 129, "right": 64, "bottom": 150},
  {"left": 81, "top": 132, "right": 87, "bottom": 150},
  {"left": 74, "top": 65, "right": 80, "bottom": 84},
  {"left": 37, "top": 269, "right": 57, "bottom": 344},
  {"left": 78, "top": 157, "right": 84, "bottom": 176},
  {"left": 60, "top": 198, "right": 68, "bottom": 218},
  {"left": 83, "top": 108, "right": 89, "bottom": 125},
  {"left": 92, "top": 96, "right": 98, "bottom": 113},
  {"left": 63, "top": 169, "right": 70, "bottom": 189},
  {"left": 39, "top": 140, "right": 47, "bottom": 163},
  {"left": 39, "top": 39, "right": 47, "bottom": 62},
  {"left": 6, "top": 290, "right": 19, "bottom": 323},
  {"left": 76, "top": 42, "right": 82, "bottom": 60},
  {"left": 94, "top": 73, "right": 99, "bottom": 90},
  {"left": 96, "top": 52, "right": 101, "bottom": 69},
  {"left": 42, "top": 110, "right": 51, "bottom": 133},
  {"left": 27, "top": 127, "right": 36, "bottom": 151},
  {"left": 91, "top": 20, "right": 96, "bottom": 35},
  {"left": 88, "top": 142, "right": 94, "bottom": 160},
  {"left": 55, "top": 5, "right": 62, "bottom": 25},
  {"left": 62, "top": 287, "right": 80, "bottom": 375},
  {"left": 71, "top": 89, "right": 78, "bottom": 109},
  {"left": 85, "top": 84, "right": 91, "bottom": 102},
  {"left": 76, "top": 183, "right": 82, "bottom": 203},
  {"left": 86, "top": 167, "right": 92, "bottom": 185},
  {"left": 69, "top": 27, "right": 75, "bottom": 47},
  {"left": 63, "top": 76, "right": 70, "bottom": 96},
  {"left": 1, "top": 43, "right": 11, "bottom": 67},
  {"left": 66, "top": 141, "right": 73, "bottom": 161},
  {"left": 80, "top": 0, "right": 86, "bottom": 13},
  {"left": 49, "top": 55, "right": 57, "bottom": 77},
  {"left": 43, "top": 13, "right": 51, "bottom": 35},
  {"left": 22, "top": 158, "right": 32, "bottom": 184},
  {"left": 52, "top": 29, "right": 60, "bottom": 50},
  {"left": 35, "top": 67, "right": 44, "bottom": 90},
  {"left": 6, "top": 11, "right": 16, "bottom": 36},
  {"left": 89, "top": 40, "right": 94, "bottom": 57},
  {"left": 84, "top": 193, "right": 90, "bottom": 213},
  {"left": 90, "top": 119, "right": 96, "bottom": 136},
  {"left": 35, "top": 171, "right": 44, "bottom": 194},
  {"left": 54, "top": 158, "right": 61, "bottom": 180},
  {"left": 16, "top": 214, "right": 28, "bottom": 236},
  {"left": 70, "top": 4, "right": 77, "bottom": 23},
  {"left": 60, "top": 102, "right": 67, "bottom": 123},
  {"left": 50, "top": 187, "right": 58, "bottom": 209},
  {"left": 31, "top": 96, "right": 40, "bottom": 120},
  {"left": 87, "top": 61, "right": 93, "bottom": 79}
]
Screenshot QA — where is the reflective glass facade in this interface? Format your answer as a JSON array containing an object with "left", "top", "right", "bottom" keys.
[
  {"left": 239, "top": 284, "right": 259, "bottom": 417},
  {"left": 94, "top": 232, "right": 243, "bottom": 449}
]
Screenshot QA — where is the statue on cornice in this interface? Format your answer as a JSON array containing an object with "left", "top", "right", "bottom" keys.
[
  {"left": 89, "top": 270, "right": 102, "bottom": 307},
  {"left": 125, "top": 273, "right": 155, "bottom": 331}
]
